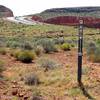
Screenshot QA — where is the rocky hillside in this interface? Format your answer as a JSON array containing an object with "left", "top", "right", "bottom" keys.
[
  {"left": 0, "top": 5, "right": 13, "bottom": 17},
  {"left": 43, "top": 16, "right": 100, "bottom": 28},
  {"left": 39, "top": 7, "right": 100, "bottom": 19},
  {"left": 31, "top": 7, "right": 100, "bottom": 27}
]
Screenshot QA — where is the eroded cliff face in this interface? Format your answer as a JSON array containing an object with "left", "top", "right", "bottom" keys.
[
  {"left": 31, "top": 7, "right": 100, "bottom": 28},
  {"left": 43, "top": 16, "right": 100, "bottom": 28},
  {"left": 0, "top": 5, "right": 13, "bottom": 17}
]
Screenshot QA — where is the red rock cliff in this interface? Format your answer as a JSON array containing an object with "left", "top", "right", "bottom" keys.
[{"left": 43, "top": 16, "right": 100, "bottom": 28}]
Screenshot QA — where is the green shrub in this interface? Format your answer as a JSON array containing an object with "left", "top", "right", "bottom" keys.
[
  {"left": 53, "top": 37, "right": 65, "bottom": 44},
  {"left": 24, "top": 73, "right": 39, "bottom": 85},
  {"left": 0, "top": 48, "right": 6, "bottom": 55},
  {"left": 0, "top": 36, "right": 6, "bottom": 47},
  {"left": 21, "top": 41, "right": 33, "bottom": 50},
  {"left": 96, "top": 39, "right": 100, "bottom": 45},
  {"left": 36, "top": 39, "right": 57, "bottom": 53},
  {"left": 10, "top": 49, "right": 21, "bottom": 58},
  {"left": 60, "top": 43, "right": 71, "bottom": 51},
  {"left": 70, "top": 44, "right": 75, "bottom": 47},
  {"left": 6, "top": 35, "right": 33, "bottom": 50},
  {"left": 15, "top": 50, "right": 36, "bottom": 63},
  {"left": 6, "top": 41, "right": 20, "bottom": 49},
  {"left": 37, "top": 57, "right": 60, "bottom": 71}
]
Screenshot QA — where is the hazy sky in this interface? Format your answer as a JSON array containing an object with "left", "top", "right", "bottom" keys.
[{"left": 0, "top": 0, "right": 100, "bottom": 16}]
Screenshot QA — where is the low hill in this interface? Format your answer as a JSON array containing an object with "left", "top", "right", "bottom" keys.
[
  {"left": 38, "top": 7, "right": 100, "bottom": 19},
  {"left": 0, "top": 5, "right": 13, "bottom": 17},
  {"left": 31, "top": 7, "right": 100, "bottom": 27}
]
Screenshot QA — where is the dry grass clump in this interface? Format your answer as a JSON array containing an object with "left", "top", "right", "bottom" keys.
[
  {"left": 87, "top": 42, "right": 100, "bottom": 63},
  {"left": 37, "top": 57, "right": 60, "bottom": 72},
  {"left": 60, "top": 43, "right": 71, "bottom": 51},
  {"left": 24, "top": 73, "right": 39, "bottom": 85}
]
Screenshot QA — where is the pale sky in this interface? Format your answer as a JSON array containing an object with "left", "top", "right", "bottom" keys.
[{"left": 0, "top": 0, "right": 100, "bottom": 16}]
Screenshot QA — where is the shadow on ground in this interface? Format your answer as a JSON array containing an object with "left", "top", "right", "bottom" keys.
[{"left": 78, "top": 81, "right": 95, "bottom": 100}]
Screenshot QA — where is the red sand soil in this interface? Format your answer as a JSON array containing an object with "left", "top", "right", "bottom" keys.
[{"left": 0, "top": 49, "right": 100, "bottom": 100}]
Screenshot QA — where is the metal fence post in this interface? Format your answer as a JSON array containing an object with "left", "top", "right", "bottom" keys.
[{"left": 77, "top": 19, "right": 84, "bottom": 83}]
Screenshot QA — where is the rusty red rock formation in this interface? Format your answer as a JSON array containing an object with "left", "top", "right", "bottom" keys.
[
  {"left": 32, "top": 15, "right": 42, "bottom": 22},
  {"left": 31, "top": 15, "right": 100, "bottom": 28},
  {"left": 43, "top": 16, "right": 100, "bottom": 28}
]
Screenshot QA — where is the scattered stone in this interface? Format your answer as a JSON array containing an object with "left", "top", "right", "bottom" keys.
[
  {"left": 3, "top": 91, "right": 8, "bottom": 95},
  {"left": 12, "top": 89, "right": 18, "bottom": 95},
  {"left": 18, "top": 91, "right": 26, "bottom": 97},
  {"left": 24, "top": 95, "right": 29, "bottom": 100},
  {"left": 12, "top": 85, "right": 17, "bottom": 88},
  {"left": 11, "top": 81, "right": 18, "bottom": 84}
]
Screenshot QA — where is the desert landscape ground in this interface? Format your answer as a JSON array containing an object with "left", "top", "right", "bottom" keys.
[{"left": 0, "top": 6, "right": 100, "bottom": 100}]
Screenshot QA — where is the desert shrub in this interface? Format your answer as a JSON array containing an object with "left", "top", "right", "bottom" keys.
[
  {"left": 0, "top": 48, "right": 6, "bottom": 55},
  {"left": 6, "top": 35, "right": 33, "bottom": 50},
  {"left": 82, "top": 66, "right": 91, "bottom": 75},
  {"left": 24, "top": 73, "right": 39, "bottom": 85},
  {"left": 87, "top": 42, "right": 100, "bottom": 63},
  {"left": 31, "top": 87, "right": 42, "bottom": 97},
  {"left": 70, "top": 44, "right": 75, "bottom": 47},
  {"left": 53, "top": 37, "right": 65, "bottom": 44},
  {"left": 65, "top": 40, "right": 73, "bottom": 44},
  {"left": 0, "top": 36, "right": 6, "bottom": 47},
  {"left": 60, "top": 43, "right": 71, "bottom": 51},
  {"left": 93, "top": 47, "right": 100, "bottom": 62},
  {"left": 96, "top": 39, "right": 100, "bottom": 45},
  {"left": 87, "top": 42, "right": 96, "bottom": 55},
  {"left": 21, "top": 41, "right": 33, "bottom": 50},
  {"left": 68, "top": 87, "right": 82, "bottom": 96},
  {"left": 35, "top": 39, "right": 57, "bottom": 53},
  {"left": 0, "top": 60, "right": 4, "bottom": 74},
  {"left": 10, "top": 49, "right": 21, "bottom": 58},
  {"left": 34, "top": 46, "right": 44, "bottom": 56},
  {"left": 15, "top": 50, "right": 36, "bottom": 63},
  {"left": 87, "top": 42, "right": 96, "bottom": 62},
  {"left": 6, "top": 40, "right": 21, "bottom": 49},
  {"left": 37, "top": 57, "right": 60, "bottom": 71}
]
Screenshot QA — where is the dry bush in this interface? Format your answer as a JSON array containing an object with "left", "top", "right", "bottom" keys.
[
  {"left": 24, "top": 73, "right": 39, "bottom": 85},
  {"left": 34, "top": 46, "right": 44, "bottom": 56},
  {"left": 37, "top": 57, "right": 60, "bottom": 71},
  {"left": 87, "top": 42, "right": 100, "bottom": 63}
]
